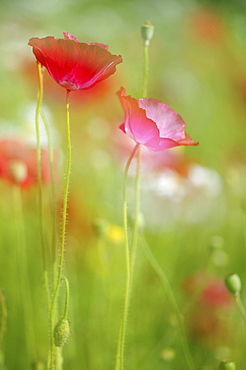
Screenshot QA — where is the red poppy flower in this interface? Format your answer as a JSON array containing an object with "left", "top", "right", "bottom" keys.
[
  {"left": 28, "top": 33, "right": 123, "bottom": 91},
  {"left": 117, "top": 87, "right": 199, "bottom": 151},
  {"left": 0, "top": 138, "right": 52, "bottom": 188}
]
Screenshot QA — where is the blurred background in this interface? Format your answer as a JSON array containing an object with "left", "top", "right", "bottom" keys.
[{"left": 1, "top": 0, "right": 246, "bottom": 369}]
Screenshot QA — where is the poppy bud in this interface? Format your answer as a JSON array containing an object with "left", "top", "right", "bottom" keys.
[
  {"left": 141, "top": 21, "right": 154, "bottom": 46},
  {"left": 219, "top": 359, "right": 236, "bottom": 369},
  {"left": 224, "top": 273, "right": 241, "bottom": 295},
  {"left": 54, "top": 318, "right": 70, "bottom": 347}
]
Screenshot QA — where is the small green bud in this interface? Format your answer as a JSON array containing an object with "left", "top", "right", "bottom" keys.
[
  {"left": 54, "top": 318, "right": 70, "bottom": 347},
  {"left": 224, "top": 273, "right": 241, "bottom": 295},
  {"left": 219, "top": 359, "right": 236, "bottom": 369},
  {"left": 141, "top": 21, "right": 154, "bottom": 46}
]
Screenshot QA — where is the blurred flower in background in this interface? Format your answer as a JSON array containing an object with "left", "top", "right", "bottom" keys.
[
  {"left": 0, "top": 137, "right": 53, "bottom": 188},
  {"left": 183, "top": 272, "right": 233, "bottom": 345}
]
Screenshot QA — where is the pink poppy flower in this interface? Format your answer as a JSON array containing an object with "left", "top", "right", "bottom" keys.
[
  {"left": 117, "top": 87, "right": 198, "bottom": 151},
  {"left": 28, "top": 33, "right": 123, "bottom": 91}
]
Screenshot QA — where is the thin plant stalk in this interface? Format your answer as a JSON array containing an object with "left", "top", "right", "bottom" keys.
[
  {"left": 130, "top": 146, "right": 141, "bottom": 276},
  {"left": 0, "top": 290, "right": 7, "bottom": 351},
  {"left": 35, "top": 61, "right": 51, "bottom": 309},
  {"left": 115, "top": 143, "right": 140, "bottom": 370},
  {"left": 116, "top": 26, "right": 151, "bottom": 370},
  {"left": 235, "top": 294, "right": 246, "bottom": 326},
  {"left": 49, "top": 89, "right": 72, "bottom": 370},
  {"left": 140, "top": 236, "right": 195, "bottom": 370},
  {"left": 62, "top": 276, "right": 70, "bottom": 320},
  {"left": 12, "top": 186, "right": 37, "bottom": 364},
  {"left": 142, "top": 43, "right": 149, "bottom": 99},
  {"left": 40, "top": 108, "right": 57, "bottom": 287}
]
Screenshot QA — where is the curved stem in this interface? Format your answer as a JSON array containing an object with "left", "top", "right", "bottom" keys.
[
  {"left": 115, "top": 143, "right": 140, "bottom": 370},
  {"left": 35, "top": 62, "right": 51, "bottom": 308},
  {"left": 49, "top": 89, "right": 72, "bottom": 369},
  {"left": 140, "top": 236, "right": 195, "bottom": 370},
  {"left": 62, "top": 277, "right": 70, "bottom": 320}
]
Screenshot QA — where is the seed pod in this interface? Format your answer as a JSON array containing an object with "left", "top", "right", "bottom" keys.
[
  {"left": 224, "top": 273, "right": 241, "bottom": 295},
  {"left": 141, "top": 21, "right": 154, "bottom": 46}
]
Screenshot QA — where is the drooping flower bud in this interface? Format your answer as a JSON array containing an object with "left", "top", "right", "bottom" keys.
[
  {"left": 224, "top": 273, "right": 241, "bottom": 296},
  {"left": 54, "top": 318, "right": 70, "bottom": 347},
  {"left": 141, "top": 21, "right": 154, "bottom": 46},
  {"left": 219, "top": 359, "right": 236, "bottom": 369}
]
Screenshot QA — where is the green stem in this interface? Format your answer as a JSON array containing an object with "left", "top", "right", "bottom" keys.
[
  {"left": 40, "top": 109, "right": 57, "bottom": 269},
  {"left": 0, "top": 290, "right": 7, "bottom": 351},
  {"left": 40, "top": 108, "right": 57, "bottom": 296},
  {"left": 142, "top": 44, "right": 149, "bottom": 99},
  {"left": 130, "top": 146, "right": 141, "bottom": 276},
  {"left": 235, "top": 294, "right": 246, "bottom": 326},
  {"left": 140, "top": 236, "right": 195, "bottom": 370},
  {"left": 49, "top": 89, "right": 72, "bottom": 369},
  {"left": 116, "top": 27, "right": 150, "bottom": 369},
  {"left": 62, "top": 277, "right": 70, "bottom": 320},
  {"left": 115, "top": 143, "right": 140, "bottom": 370},
  {"left": 35, "top": 62, "right": 51, "bottom": 309}
]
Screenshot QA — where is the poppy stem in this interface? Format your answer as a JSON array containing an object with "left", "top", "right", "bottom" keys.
[
  {"left": 49, "top": 89, "right": 71, "bottom": 370},
  {"left": 35, "top": 62, "right": 51, "bottom": 309},
  {"left": 40, "top": 108, "right": 57, "bottom": 288},
  {"left": 235, "top": 294, "right": 246, "bottom": 326},
  {"left": 115, "top": 143, "right": 140, "bottom": 370},
  {"left": 62, "top": 276, "right": 70, "bottom": 320},
  {"left": 0, "top": 290, "right": 7, "bottom": 352},
  {"left": 142, "top": 43, "right": 149, "bottom": 99},
  {"left": 130, "top": 146, "right": 141, "bottom": 280}
]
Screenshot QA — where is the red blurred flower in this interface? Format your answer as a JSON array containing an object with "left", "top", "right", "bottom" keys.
[
  {"left": 0, "top": 138, "right": 52, "bottom": 188},
  {"left": 183, "top": 272, "right": 233, "bottom": 344},
  {"left": 28, "top": 33, "right": 123, "bottom": 91},
  {"left": 187, "top": 9, "right": 225, "bottom": 44},
  {"left": 117, "top": 87, "right": 198, "bottom": 151},
  {"left": 183, "top": 273, "right": 232, "bottom": 309}
]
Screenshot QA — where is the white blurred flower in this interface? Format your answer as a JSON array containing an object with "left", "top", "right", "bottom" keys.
[{"left": 139, "top": 163, "right": 224, "bottom": 229}]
